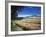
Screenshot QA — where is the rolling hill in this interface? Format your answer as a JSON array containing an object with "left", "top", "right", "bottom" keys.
[{"left": 11, "top": 16, "right": 41, "bottom": 31}]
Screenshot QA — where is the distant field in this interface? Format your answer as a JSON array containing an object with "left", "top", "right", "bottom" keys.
[{"left": 11, "top": 16, "right": 41, "bottom": 31}]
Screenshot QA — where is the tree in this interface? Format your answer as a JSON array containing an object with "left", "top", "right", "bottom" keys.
[{"left": 11, "top": 6, "right": 24, "bottom": 20}]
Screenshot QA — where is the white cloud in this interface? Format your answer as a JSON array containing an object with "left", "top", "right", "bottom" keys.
[{"left": 18, "top": 15, "right": 32, "bottom": 17}]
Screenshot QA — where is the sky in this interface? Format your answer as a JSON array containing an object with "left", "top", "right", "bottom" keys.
[{"left": 16, "top": 6, "right": 41, "bottom": 17}]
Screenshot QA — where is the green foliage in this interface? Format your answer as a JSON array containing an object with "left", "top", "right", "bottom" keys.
[{"left": 11, "top": 20, "right": 23, "bottom": 31}]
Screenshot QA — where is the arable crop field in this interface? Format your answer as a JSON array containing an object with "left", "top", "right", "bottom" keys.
[{"left": 11, "top": 16, "right": 41, "bottom": 31}]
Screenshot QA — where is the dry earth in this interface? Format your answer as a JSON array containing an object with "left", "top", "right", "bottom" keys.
[{"left": 14, "top": 16, "right": 41, "bottom": 30}]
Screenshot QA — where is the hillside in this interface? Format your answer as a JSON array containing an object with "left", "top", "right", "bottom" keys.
[{"left": 11, "top": 16, "right": 41, "bottom": 31}]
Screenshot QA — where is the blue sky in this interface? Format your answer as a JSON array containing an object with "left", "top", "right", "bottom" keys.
[{"left": 16, "top": 6, "right": 41, "bottom": 17}]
